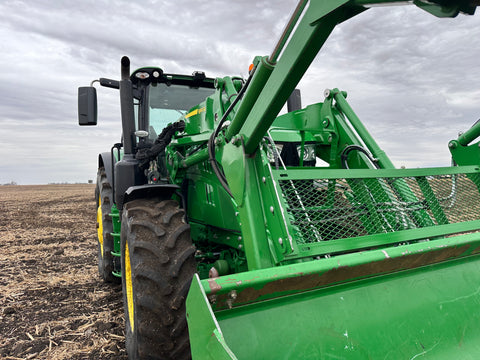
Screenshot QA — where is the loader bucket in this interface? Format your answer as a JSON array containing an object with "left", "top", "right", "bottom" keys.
[{"left": 186, "top": 232, "right": 480, "bottom": 359}]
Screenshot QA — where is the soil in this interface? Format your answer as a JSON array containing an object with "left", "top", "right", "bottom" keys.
[{"left": 0, "top": 184, "right": 128, "bottom": 360}]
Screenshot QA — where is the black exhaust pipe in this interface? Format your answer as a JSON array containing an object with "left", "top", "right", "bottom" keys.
[
  {"left": 120, "top": 56, "right": 135, "bottom": 155},
  {"left": 115, "top": 56, "right": 145, "bottom": 209}
]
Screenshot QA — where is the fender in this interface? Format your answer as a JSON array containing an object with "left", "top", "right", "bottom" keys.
[
  {"left": 122, "top": 184, "right": 181, "bottom": 208},
  {"left": 98, "top": 152, "right": 114, "bottom": 187}
]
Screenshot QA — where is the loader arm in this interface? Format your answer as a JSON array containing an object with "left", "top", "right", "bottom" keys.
[
  {"left": 210, "top": 0, "right": 480, "bottom": 272},
  {"left": 227, "top": 0, "right": 478, "bottom": 154}
]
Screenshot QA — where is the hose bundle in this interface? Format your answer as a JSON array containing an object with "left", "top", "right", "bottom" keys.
[{"left": 136, "top": 121, "right": 185, "bottom": 168}]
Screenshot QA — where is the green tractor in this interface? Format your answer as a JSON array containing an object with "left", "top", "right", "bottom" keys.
[{"left": 79, "top": 0, "right": 480, "bottom": 359}]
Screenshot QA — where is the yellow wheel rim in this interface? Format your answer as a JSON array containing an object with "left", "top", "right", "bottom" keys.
[
  {"left": 125, "top": 242, "right": 135, "bottom": 331},
  {"left": 97, "top": 198, "right": 104, "bottom": 257}
]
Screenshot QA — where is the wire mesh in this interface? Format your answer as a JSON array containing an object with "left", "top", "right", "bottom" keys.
[{"left": 278, "top": 173, "right": 480, "bottom": 244}]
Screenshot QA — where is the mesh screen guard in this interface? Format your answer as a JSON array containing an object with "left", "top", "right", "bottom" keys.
[{"left": 274, "top": 167, "right": 480, "bottom": 256}]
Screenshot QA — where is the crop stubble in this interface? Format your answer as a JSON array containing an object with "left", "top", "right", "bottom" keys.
[{"left": 0, "top": 184, "right": 127, "bottom": 359}]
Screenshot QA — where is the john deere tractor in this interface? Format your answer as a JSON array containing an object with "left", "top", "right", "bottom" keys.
[{"left": 79, "top": 0, "right": 480, "bottom": 359}]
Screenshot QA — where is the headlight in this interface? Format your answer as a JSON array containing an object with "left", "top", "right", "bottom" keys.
[
  {"left": 266, "top": 143, "right": 316, "bottom": 164},
  {"left": 297, "top": 144, "right": 316, "bottom": 162},
  {"left": 135, "top": 72, "right": 150, "bottom": 79}
]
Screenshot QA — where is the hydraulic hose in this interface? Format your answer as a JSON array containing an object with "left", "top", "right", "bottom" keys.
[
  {"left": 340, "top": 144, "right": 379, "bottom": 169},
  {"left": 136, "top": 121, "right": 185, "bottom": 168}
]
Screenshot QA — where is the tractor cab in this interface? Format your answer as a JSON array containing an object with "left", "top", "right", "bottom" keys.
[{"left": 129, "top": 67, "right": 216, "bottom": 143}]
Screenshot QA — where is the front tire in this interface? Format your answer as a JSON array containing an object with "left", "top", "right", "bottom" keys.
[
  {"left": 96, "top": 167, "right": 120, "bottom": 283},
  {"left": 121, "top": 198, "right": 196, "bottom": 359}
]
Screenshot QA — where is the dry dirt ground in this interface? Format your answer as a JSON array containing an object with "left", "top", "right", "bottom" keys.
[{"left": 0, "top": 184, "right": 128, "bottom": 359}]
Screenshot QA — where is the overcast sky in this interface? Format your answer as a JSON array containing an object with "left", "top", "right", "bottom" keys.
[{"left": 0, "top": 1, "right": 479, "bottom": 185}]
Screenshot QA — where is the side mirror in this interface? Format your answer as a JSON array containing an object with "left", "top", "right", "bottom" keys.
[{"left": 78, "top": 86, "right": 97, "bottom": 126}]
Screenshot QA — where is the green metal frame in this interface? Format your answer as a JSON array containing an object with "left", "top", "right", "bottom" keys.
[
  {"left": 450, "top": 121, "right": 480, "bottom": 166},
  {"left": 109, "top": 204, "right": 121, "bottom": 278}
]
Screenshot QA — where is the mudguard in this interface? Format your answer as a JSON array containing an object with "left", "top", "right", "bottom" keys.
[
  {"left": 98, "top": 152, "right": 113, "bottom": 187},
  {"left": 123, "top": 184, "right": 180, "bottom": 205}
]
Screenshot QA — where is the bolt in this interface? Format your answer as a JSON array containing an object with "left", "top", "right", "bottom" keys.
[
  {"left": 238, "top": 244, "right": 243, "bottom": 249},
  {"left": 208, "top": 294, "right": 217, "bottom": 305},
  {"left": 262, "top": 177, "right": 266, "bottom": 183},
  {"left": 237, "top": 236, "right": 242, "bottom": 241},
  {"left": 278, "top": 238, "right": 283, "bottom": 245},
  {"left": 448, "top": 141, "right": 457, "bottom": 149},
  {"left": 226, "top": 290, "right": 237, "bottom": 309},
  {"left": 324, "top": 89, "right": 331, "bottom": 98},
  {"left": 322, "top": 118, "right": 330, "bottom": 128},
  {"left": 270, "top": 206, "right": 274, "bottom": 214}
]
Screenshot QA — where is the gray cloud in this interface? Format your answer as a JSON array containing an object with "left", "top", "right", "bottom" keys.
[{"left": 0, "top": 1, "right": 478, "bottom": 184}]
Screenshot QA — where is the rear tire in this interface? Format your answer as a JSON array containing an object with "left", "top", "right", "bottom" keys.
[
  {"left": 121, "top": 198, "right": 196, "bottom": 360},
  {"left": 96, "top": 167, "right": 120, "bottom": 283}
]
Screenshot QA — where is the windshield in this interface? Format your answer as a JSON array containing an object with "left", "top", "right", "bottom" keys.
[{"left": 148, "top": 83, "right": 215, "bottom": 137}]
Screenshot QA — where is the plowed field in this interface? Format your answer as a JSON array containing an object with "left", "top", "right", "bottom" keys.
[{"left": 0, "top": 184, "right": 128, "bottom": 359}]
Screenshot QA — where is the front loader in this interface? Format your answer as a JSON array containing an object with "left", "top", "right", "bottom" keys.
[{"left": 78, "top": 0, "right": 480, "bottom": 359}]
